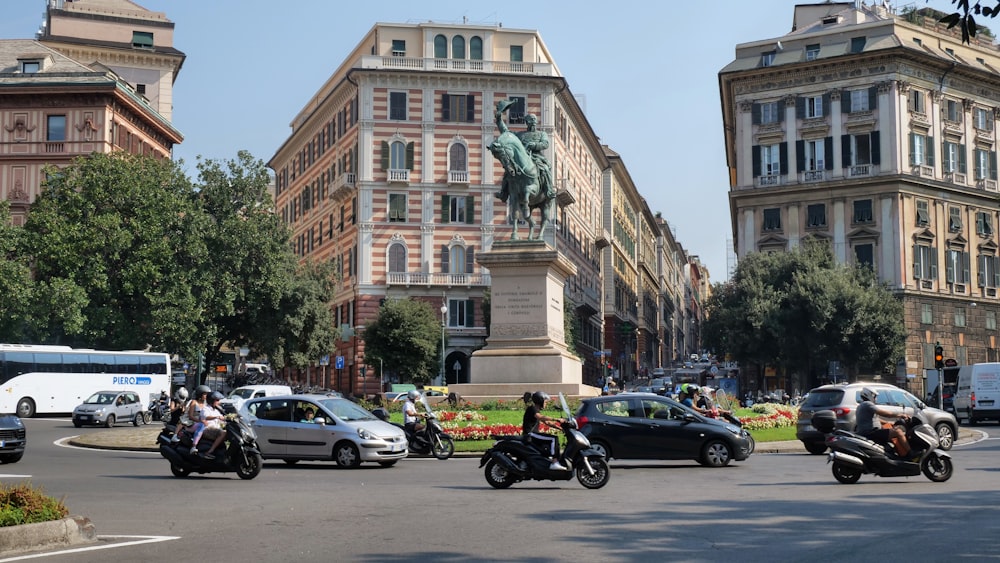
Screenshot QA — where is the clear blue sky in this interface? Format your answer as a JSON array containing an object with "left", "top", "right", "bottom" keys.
[{"left": 2, "top": 0, "right": 815, "bottom": 282}]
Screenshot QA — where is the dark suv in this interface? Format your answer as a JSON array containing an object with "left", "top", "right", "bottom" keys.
[
  {"left": 796, "top": 382, "right": 958, "bottom": 455},
  {"left": 927, "top": 384, "right": 957, "bottom": 418},
  {"left": 574, "top": 393, "right": 752, "bottom": 467},
  {"left": 0, "top": 413, "right": 26, "bottom": 464}
]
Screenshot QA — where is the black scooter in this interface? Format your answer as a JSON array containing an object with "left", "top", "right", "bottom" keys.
[
  {"left": 157, "top": 407, "right": 263, "bottom": 480},
  {"left": 373, "top": 394, "right": 455, "bottom": 459},
  {"left": 479, "top": 393, "right": 610, "bottom": 489},
  {"left": 811, "top": 409, "right": 953, "bottom": 484}
]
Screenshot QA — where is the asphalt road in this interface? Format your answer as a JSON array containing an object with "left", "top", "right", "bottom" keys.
[{"left": 2, "top": 419, "right": 999, "bottom": 562}]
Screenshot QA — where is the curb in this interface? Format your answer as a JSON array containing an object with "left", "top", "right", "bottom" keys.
[{"left": 0, "top": 515, "right": 96, "bottom": 555}]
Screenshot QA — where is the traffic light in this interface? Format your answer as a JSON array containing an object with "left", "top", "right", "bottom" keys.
[{"left": 934, "top": 345, "right": 944, "bottom": 370}]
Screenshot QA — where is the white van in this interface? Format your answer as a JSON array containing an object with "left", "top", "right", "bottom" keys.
[
  {"left": 221, "top": 384, "right": 292, "bottom": 412},
  {"left": 953, "top": 363, "right": 1000, "bottom": 425}
]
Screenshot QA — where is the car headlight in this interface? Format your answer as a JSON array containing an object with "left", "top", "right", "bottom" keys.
[
  {"left": 725, "top": 424, "right": 740, "bottom": 435},
  {"left": 93, "top": 408, "right": 105, "bottom": 415},
  {"left": 357, "top": 428, "right": 375, "bottom": 440}
]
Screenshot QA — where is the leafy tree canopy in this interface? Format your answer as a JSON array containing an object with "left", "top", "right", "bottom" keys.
[
  {"left": 702, "top": 242, "right": 905, "bottom": 381},
  {"left": 364, "top": 298, "right": 442, "bottom": 386}
]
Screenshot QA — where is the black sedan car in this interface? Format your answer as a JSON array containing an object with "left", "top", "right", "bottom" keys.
[
  {"left": 0, "top": 413, "right": 26, "bottom": 464},
  {"left": 574, "top": 393, "right": 753, "bottom": 467}
]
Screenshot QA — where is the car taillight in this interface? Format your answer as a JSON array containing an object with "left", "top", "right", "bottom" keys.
[
  {"left": 576, "top": 415, "right": 588, "bottom": 427},
  {"left": 971, "top": 392, "right": 976, "bottom": 407},
  {"left": 832, "top": 407, "right": 852, "bottom": 417}
]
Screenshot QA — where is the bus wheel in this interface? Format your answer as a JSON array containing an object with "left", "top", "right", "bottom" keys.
[{"left": 16, "top": 397, "right": 35, "bottom": 418}]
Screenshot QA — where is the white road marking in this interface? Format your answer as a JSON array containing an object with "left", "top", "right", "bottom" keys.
[
  {"left": 53, "top": 436, "right": 161, "bottom": 454},
  {"left": 0, "top": 474, "right": 31, "bottom": 479},
  {"left": 0, "top": 535, "right": 179, "bottom": 562}
]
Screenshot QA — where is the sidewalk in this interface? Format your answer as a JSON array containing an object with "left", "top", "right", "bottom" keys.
[{"left": 67, "top": 426, "right": 987, "bottom": 454}]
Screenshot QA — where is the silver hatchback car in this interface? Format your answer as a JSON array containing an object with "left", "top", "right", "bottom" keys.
[
  {"left": 796, "top": 382, "right": 958, "bottom": 454},
  {"left": 72, "top": 390, "right": 146, "bottom": 428},
  {"left": 242, "top": 394, "right": 408, "bottom": 468}
]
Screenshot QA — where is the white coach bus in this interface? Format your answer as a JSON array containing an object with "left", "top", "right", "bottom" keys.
[{"left": 0, "top": 344, "right": 171, "bottom": 417}]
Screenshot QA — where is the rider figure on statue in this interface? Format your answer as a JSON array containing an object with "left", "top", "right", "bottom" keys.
[{"left": 494, "top": 100, "right": 555, "bottom": 203}]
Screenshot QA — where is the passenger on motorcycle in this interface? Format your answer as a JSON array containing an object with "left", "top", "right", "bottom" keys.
[
  {"left": 856, "top": 387, "right": 913, "bottom": 458},
  {"left": 187, "top": 385, "right": 211, "bottom": 455},
  {"left": 697, "top": 387, "right": 732, "bottom": 419},
  {"left": 523, "top": 391, "right": 567, "bottom": 471},
  {"left": 200, "top": 391, "right": 228, "bottom": 460}
]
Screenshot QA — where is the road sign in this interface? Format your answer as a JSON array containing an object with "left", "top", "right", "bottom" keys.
[
  {"left": 320, "top": 355, "right": 329, "bottom": 366},
  {"left": 335, "top": 356, "right": 345, "bottom": 369}
]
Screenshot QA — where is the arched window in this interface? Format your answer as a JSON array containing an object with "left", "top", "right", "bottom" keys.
[
  {"left": 388, "top": 243, "right": 407, "bottom": 273},
  {"left": 470, "top": 37, "right": 483, "bottom": 60},
  {"left": 452, "top": 36, "right": 466, "bottom": 60},
  {"left": 449, "top": 143, "right": 467, "bottom": 173},
  {"left": 434, "top": 35, "right": 448, "bottom": 58},
  {"left": 390, "top": 141, "right": 406, "bottom": 169}
]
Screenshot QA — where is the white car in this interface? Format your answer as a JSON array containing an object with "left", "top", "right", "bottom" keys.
[
  {"left": 220, "top": 384, "right": 292, "bottom": 412},
  {"left": 241, "top": 394, "right": 407, "bottom": 468}
]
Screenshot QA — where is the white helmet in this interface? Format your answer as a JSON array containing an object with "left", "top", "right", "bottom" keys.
[
  {"left": 174, "top": 387, "right": 189, "bottom": 401},
  {"left": 407, "top": 389, "right": 420, "bottom": 400}
]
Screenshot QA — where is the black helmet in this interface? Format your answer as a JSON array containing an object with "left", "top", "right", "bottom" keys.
[
  {"left": 210, "top": 391, "right": 225, "bottom": 402},
  {"left": 859, "top": 387, "right": 878, "bottom": 403},
  {"left": 531, "top": 391, "right": 549, "bottom": 407},
  {"left": 687, "top": 384, "right": 701, "bottom": 395},
  {"left": 194, "top": 384, "right": 211, "bottom": 398}
]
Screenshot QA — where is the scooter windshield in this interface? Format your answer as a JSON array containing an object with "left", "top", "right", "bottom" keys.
[
  {"left": 419, "top": 393, "right": 433, "bottom": 414},
  {"left": 558, "top": 392, "right": 571, "bottom": 419}
]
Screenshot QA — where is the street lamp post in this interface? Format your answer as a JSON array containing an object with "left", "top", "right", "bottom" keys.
[{"left": 440, "top": 302, "right": 448, "bottom": 384}]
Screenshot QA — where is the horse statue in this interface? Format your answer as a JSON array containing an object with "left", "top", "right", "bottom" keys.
[{"left": 488, "top": 100, "right": 557, "bottom": 240}]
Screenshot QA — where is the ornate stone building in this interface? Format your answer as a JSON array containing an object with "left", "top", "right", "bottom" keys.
[
  {"left": 0, "top": 0, "right": 183, "bottom": 225},
  {"left": 720, "top": 2, "right": 1000, "bottom": 391}
]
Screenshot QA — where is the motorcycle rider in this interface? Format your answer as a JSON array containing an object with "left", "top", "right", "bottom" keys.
[
  {"left": 523, "top": 391, "right": 567, "bottom": 471},
  {"left": 169, "top": 387, "right": 188, "bottom": 426},
  {"left": 402, "top": 390, "right": 426, "bottom": 441},
  {"left": 681, "top": 384, "right": 712, "bottom": 416},
  {"left": 856, "top": 387, "right": 913, "bottom": 459}
]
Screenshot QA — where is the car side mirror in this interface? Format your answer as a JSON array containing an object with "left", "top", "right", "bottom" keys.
[
  {"left": 313, "top": 417, "right": 326, "bottom": 425},
  {"left": 682, "top": 413, "right": 697, "bottom": 422}
]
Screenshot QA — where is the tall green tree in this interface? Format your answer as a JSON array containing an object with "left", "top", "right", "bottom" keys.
[
  {"left": 363, "top": 298, "right": 441, "bottom": 385},
  {"left": 0, "top": 201, "right": 34, "bottom": 341},
  {"left": 23, "top": 152, "right": 203, "bottom": 350},
  {"left": 187, "top": 151, "right": 297, "bottom": 377},
  {"left": 258, "top": 259, "right": 339, "bottom": 371},
  {"left": 702, "top": 243, "right": 904, "bottom": 384}
]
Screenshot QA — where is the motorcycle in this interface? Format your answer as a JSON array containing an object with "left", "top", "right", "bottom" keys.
[
  {"left": 373, "top": 394, "right": 455, "bottom": 459},
  {"left": 479, "top": 393, "right": 610, "bottom": 489},
  {"left": 811, "top": 408, "right": 953, "bottom": 484},
  {"left": 146, "top": 395, "right": 170, "bottom": 424},
  {"left": 156, "top": 408, "right": 263, "bottom": 480},
  {"left": 711, "top": 390, "right": 755, "bottom": 454}
]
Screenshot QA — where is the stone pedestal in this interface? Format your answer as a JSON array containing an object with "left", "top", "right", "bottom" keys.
[{"left": 450, "top": 240, "right": 599, "bottom": 402}]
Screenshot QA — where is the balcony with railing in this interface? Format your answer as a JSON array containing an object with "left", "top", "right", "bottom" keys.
[
  {"left": 388, "top": 169, "right": 410, "bottom": 184},
  {"left": 849, "top": 164, "right": 877, "bottom": 178},
  {"left": 386, "top": 272, "right": 491, "bottom": 287},
  {"left": 757, "top": 174, "right": 780, "bottom": 187},
  {"left": 803, "top": 170, "right": 825, "bottom": 182},
  {"left": 448, "top": 170, "right": 469, "bottom": 184},
  {"left": 976, "top": 178, "right": 998, "bottom": 192},
  {"left": 360, "top": 56, "right": 557, "bottom": 77},
  {"left": 569, "top": 287, "right": 600, "bottom": 317},
  {"left": 331, "top": 172, "right": 356, "bottom": 197},
  {"left": 944, "top": 171, "right": 967, "bottom": 185}
]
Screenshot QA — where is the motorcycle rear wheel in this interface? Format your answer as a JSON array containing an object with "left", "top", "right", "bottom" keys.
[
  {"left": 431, "top": 436, "right": 455, "bottom": 460},
  {"left": 921, "top": 454, "right": 953, "bottom": 482},
  {"left": 576, "top": 457, "right": 610, "bottom": 489},
  {"left": 236, "top": 451, "right": 262, "bottom": 480},
  {"left": 832, "top": 461, "right": 862, "bottom": 484},
  {"left": 484, "top": 458, "right": 516, "bottom": 489},
  {"left": 170, "top": 464, "right": 191, "bottom": 478}
]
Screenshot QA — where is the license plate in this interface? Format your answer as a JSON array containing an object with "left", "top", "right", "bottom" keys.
[
  {"left": 80, "top": 415, "right": 90, "bottom": 420},
  {"left": 0, "top": 440, "right": 5, "bottom": 448},
  {"left": 391, "top": 443, "right": 404, "bottom": 452},
  {"left": 981, "top": 400, "right": 995, "bottom": 406}
]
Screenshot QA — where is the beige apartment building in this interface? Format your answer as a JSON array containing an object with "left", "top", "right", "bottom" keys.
[
  {"left": 720, "top": 2, "right": 1000, "bottom": 390},
  {"left": 0, "top": 0, "right": 183, "bottom": 225},
  {"left": 268, "top": 22, "right": 613, "bottom": 392}
]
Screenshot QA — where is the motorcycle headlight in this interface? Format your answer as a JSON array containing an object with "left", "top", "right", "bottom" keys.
[{"left": 357, "top": 428, "right": 375, "bottom": 440}]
